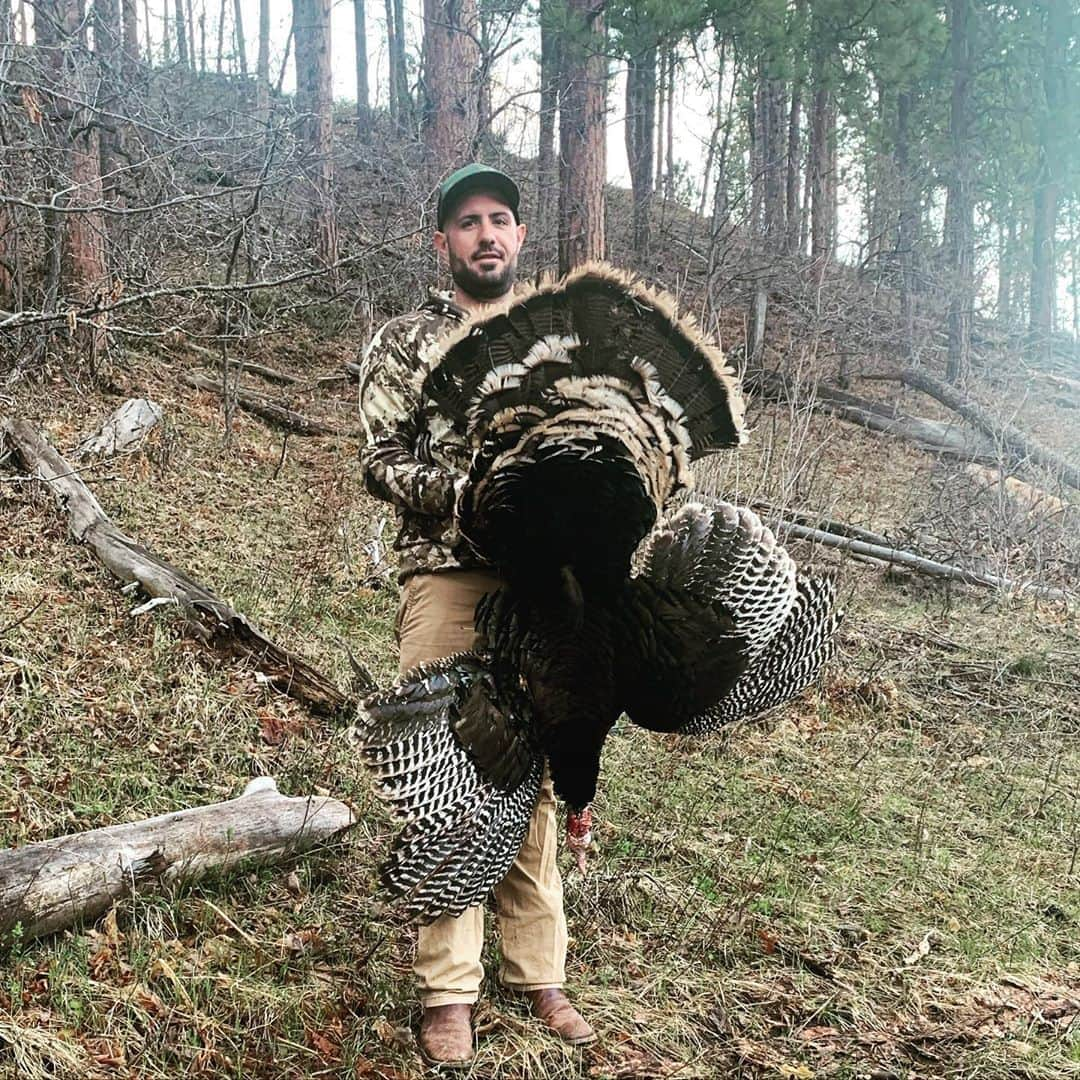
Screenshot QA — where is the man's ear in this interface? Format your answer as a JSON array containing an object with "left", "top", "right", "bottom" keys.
[
  {"left": 433, "top": 230, "right": 448, "bottom": 263},
  {"left": 516, "top": 222, "right": 527, "bottom": 245}
]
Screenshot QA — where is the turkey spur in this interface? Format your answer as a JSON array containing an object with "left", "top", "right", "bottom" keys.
[{"left": 356, "top": 263, "right": 840, "bottom": 922}]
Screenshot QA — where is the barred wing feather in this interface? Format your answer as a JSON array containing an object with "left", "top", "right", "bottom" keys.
[{"left": 356, "top": 653, "right": 543, "bottom": 922}]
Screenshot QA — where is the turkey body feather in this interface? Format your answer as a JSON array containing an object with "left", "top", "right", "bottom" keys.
[{"left": 356, "top": 264, "right": 840, "bottom": 922}]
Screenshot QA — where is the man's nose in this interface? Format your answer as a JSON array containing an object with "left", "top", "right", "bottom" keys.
[{"left": 477, "top": 218, "right": 497, "bottom": 245}]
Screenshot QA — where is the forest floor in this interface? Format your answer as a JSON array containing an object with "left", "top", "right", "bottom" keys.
[{"left": 1, "top": 304, "right": 1079, "bottom": 1080}]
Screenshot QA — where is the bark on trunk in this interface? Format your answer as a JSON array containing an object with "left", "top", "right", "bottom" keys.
[
  {"left": 174, "top": 0, "right": 188, "bottom": 65},
  {"left": 0, "top": 0, "right": 17, "bottom": 306},
  {"left": 257, "top": 0, "right": 270, "bottom": 125},
  {"left": 625, "top": 44, "right": 656, "bottom": 257},
  {"left": 1029, "top": 0, "right": 1068, "bottom": 349},
  {"left": 944, "top": 0, "right": 973, "bottom": 383},
  {"left": 0, "top": 419, "right": 357, "bottom": 716},
  {"left": 785, "top": 77, "right": 802, "bottom": 254},
  {"left": 232, "top": 0, "right": 247, "bottom": 74},
  {"left": 535, "top": 9, "right": 559, "bottom": 271},
  {"left": 421, "top": 0, "right": 480, "bottom": 180},
  {"left": 0, "top": 778, "right": 355, "bottom": 945},
  {"left": 809, "top": 70, "right": 835, "bottom": 273},
  {"left": 292, "top": 0, "right": 339, "bottom": 272},
  {"left": 353, "top": 0, "right": 369, "bottom": 131},
  {"left": 557, "top": 0, "right": 606, "bottom": 274},
  {"left": 35, "top": 0, "right": 110, "bottom": 360}
]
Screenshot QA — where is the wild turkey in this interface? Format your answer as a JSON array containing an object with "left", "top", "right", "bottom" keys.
[{"left": 357, "top": 263, "right": 841, "bottom": 922}]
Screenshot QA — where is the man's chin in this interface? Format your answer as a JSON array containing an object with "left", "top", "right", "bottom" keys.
[{"left": 454, "top": 264, "right": 515, "bottom": 301}]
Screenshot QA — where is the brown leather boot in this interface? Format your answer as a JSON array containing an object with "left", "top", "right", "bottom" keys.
[
  {"left": 523, "top": 988, "right": 597, "bottom": 1046},
  {"left": 418, "top": 1003, "right": 474, "bottom": 1068}
]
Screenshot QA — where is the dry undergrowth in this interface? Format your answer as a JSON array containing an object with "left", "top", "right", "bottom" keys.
[{"left": 1, "top": 333, "right": 1078, "bottom": 1080}]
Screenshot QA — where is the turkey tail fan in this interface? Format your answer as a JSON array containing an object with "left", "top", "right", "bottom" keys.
[
  {"left": 625, "top": 501, "right": 841, "bottom": 735},
  {"left": 356, "top": 652, "right": 543, "bottom": 923},
  {"left": 422, "top": 262, "right": 746, "bottom": 456}
]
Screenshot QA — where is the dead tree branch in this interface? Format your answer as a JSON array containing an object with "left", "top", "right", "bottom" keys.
[{"left": 0, "top": 418, "right": 357, "bottom": 717}]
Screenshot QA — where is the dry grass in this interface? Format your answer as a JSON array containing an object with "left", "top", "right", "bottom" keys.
[{"left": 1, "top": 332, "right": 1078, "bottom": 1080}]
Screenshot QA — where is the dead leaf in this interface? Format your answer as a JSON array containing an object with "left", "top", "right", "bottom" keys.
[
  {"left": 903, "top": 931, "right": 934, "bottom": 966},
  {"left": 778, "top": 1065, "right": 814, "bottom": 1080}
]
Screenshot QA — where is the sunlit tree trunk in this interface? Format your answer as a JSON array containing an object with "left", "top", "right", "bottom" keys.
[
  {"left": 421, "top": 0, "right": 480, "bottom": 180},
  {"left": 558, "top": 0, "right": 605, "bottom": 273},
  {"left": 293, "top": 0, "right": 338, "bottom": 272}
]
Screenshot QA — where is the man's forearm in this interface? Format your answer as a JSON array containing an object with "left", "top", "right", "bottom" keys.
[{"left": 361, "top": 443, "right": 460, "bottom": 518}]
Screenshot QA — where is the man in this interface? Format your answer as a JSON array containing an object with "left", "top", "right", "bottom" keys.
[{"left": 356, "top": 164, "right": 596, "bottom": 1068}]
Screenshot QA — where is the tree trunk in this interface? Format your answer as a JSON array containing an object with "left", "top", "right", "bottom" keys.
[
  {"left": 535, "top": 7, "right": 559, "bottom": 272},
  {"left": 695, "top": 35, "right": 726, "bottom": 226},
  {"left": 654, "top": 45, "right": 665, "bottom": 196},
  {"left": 1029, "top": 0, "right": 1068, "bottom": 350},
  {"left": 122, "top": 0, "right": 139, "bottom": 64},
  {"left": 558, "top": 0, "right": 606, "bottom": 274},
  {"left": 185, "top": 0, "right": 196, "bottom": 71},
  {"left": 896, "top": 88, "right": 916, "bottom": 355},
  {"left": 257, "top": 0, "right": 270, "bottom": 124},
  {"left": 232, "top": 0, "right": 247, "bottom": 74},
  {"left": 174, "top": 0, "right": 188, "bottom": 65},
  {"left": 216, "top": 0, "right": 226, "bottom": 71},
  {"left": 809, "top": 80, "right": 835, "bottom": 271},
  {"left": 944, "top": 0, "right": 973, "bottom": 383},
  {"left": 292, "top": 0, "right": 339, "bottom": 272},
  {"left": 353, "top": 0, "right": 369, "bottom": 131},
  {"left": 785, "top": 77, "right": 802, "bottom": 254},
  {"left": 391, "top": 0, "right": 409, "bottom": 125},
  {"left": 0, "top": 778, "right": 355, "bottom": 946},
  {"left": 998, "top": 199, "right": 1014, "bottom": 324},
  {"left": 421, "top": 0, "right": 480, "bottom": 180},
  {"left": 664, "top": 45, "right": 674, "bottom": 201},
  {"left": 0, "top": 0, "right": 14, "bottom": 306},
  {"left": 625, "top": 44, "right": 656, "bottom": 257},
  {"left": 35, "top": 0, "right": 110, "bottom": 361},
  {"left": 760, "top": 71, "right": 786, "bottom": 244}
]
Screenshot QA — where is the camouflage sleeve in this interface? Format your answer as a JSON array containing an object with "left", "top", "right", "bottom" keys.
[{"left": 357, "top": 317, "right": 460, "bottom": 518}]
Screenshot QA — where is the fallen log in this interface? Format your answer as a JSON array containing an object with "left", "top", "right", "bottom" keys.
[
  {"left": 180, "top": 371, "right": 347, "bottom": 436},
  {"left": 0, "top": 418, "right": 360, "bottom": 717},
  {"left": 186, "top": 343, "right": 301, "bottom": 386},
  {"left": 0, "top": 777, "right": 354, "bottom": 945},
  {"left": 892, "top": 366, "right": 1080, "bottom": 491},
  {"left": 773, "top": 518, "right": 1071, "bottom": 602},
  {"left": 744, "top": 367, "right": 1001, "bottom": 465}
]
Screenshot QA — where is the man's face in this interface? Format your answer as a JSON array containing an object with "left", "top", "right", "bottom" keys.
[{"left": 434, "top": 191, "right": 527, "bottom": 302}]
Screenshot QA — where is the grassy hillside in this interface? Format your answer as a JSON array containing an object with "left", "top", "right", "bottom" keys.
[{"left": 2, "top": 136, "right": 1079, "bottom": 1076}]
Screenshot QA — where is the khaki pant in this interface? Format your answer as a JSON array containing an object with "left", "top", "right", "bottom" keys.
[{"left": 397, "top": 569, "right": 568, "bottom": 1007}]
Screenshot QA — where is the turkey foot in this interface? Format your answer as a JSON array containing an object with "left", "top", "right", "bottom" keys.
[{"left": 566, "top": 806, "right": 593, "bottom": 874}]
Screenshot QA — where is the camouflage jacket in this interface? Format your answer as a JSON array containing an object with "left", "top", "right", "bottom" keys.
[{"left": 357, "top": 293, "right": 488, "bottom": 582}]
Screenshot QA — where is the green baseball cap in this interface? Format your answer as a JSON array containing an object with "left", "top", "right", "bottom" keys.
[{"left": 436, "top": 163, "right": 520, "bottom": 230}]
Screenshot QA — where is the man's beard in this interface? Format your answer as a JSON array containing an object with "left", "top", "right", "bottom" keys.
[{"left": 448, "top": 248, "right": 517, "bottom": 301}]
